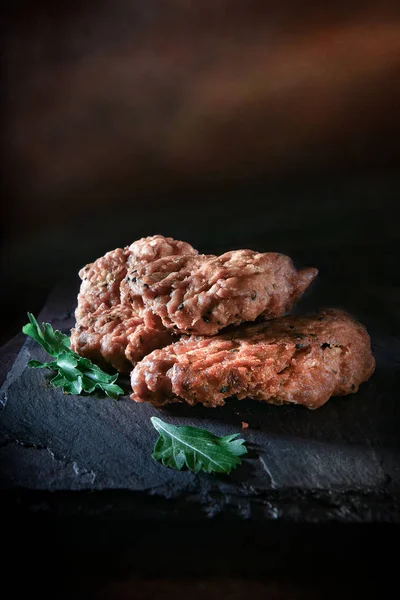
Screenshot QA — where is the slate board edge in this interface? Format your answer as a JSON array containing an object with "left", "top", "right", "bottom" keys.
[
  {"left": 1, "top": 485, "right": 399, "bottom": 524},
  {"left": 1, "top": 284, "right": 399, "bottom": 524}
]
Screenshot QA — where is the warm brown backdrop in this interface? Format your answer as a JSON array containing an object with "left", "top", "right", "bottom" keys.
[
  {"left": 1, "top": 0, "right": 400, "bottom": 336},
  {"left": 1, "top": 4, "right": 400, "bottom": 597}
]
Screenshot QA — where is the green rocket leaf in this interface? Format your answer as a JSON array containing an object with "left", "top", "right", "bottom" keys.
[
  {"left": 23, "top": 314, "right": 123, "bottom": 399},
  {"left": 151, "top": 417, "right": 247, "bottom": 474}
]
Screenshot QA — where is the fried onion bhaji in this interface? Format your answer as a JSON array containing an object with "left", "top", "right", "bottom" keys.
[
  {"left": 71, "top": 236, "right": 197, "bottom": 371},
  {"left": 75, "top": 247, "right": 130, "bottom": 322},
  {"left": 71, "top": 304, "right": 174, "bottom": 373},
  {"left": 120, "top": 235, "right": 198, "bottom": 314},
  {"left": 130, "top": 310, "right": 375, "bottom": 408},
  {"left": 124, "top": 249, "right": 318, "bottom": 335}
]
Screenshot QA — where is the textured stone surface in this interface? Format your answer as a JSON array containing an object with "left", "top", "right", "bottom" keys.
[{"left": 1, "top": 278, "right": 399, "bottom": 522}]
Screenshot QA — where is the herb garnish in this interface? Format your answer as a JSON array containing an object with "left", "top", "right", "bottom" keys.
[
  {"left": 22, "top": 313, "right": 123, "bottom": 398},
  {"left": 151, "top": 417, "right": 247, "bottom": 474}
]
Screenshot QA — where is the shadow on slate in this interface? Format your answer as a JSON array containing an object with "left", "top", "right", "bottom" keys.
[{"left": 0, "top": 268, "right": 399, "bottom": 524}]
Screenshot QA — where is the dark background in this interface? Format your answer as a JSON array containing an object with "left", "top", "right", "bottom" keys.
[
  {"left": 2, "top": 0, "right": 400, "bottom": 340},
  {"left": 1, "top": 1, "right": 399, "bottom": 597}
]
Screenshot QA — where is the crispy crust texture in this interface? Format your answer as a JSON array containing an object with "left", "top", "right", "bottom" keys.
[
  {"left": 130, "top": 309, "right": 375, "bottom": 409},
  {"left": 73, "top": 236, "right": 317, "bottom": 371},
  {"left": 124, "top": 249, "right": 318, "bottom": 335},
  {"left": 120, "top": 236, "right": 198, "bottom": 315},
  {"left": 72, "top": 236, "right": 198, "bottom": 371},
  {"left": 75, "top": 247, "right": 130, "bottom": 321},
  {"left": 71, "top": 304, "right": 175, "bottom": 373}
]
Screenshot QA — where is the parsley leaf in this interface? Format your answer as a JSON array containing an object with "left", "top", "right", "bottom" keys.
[
  {"left": 151, "top": 417, "right": 247, "bottom": 474},
  {"left": 23, "top": 313, "right": 124, "bottom": 399}
]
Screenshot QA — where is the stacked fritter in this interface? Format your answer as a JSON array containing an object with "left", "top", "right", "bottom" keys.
[{"left": 72, "top": 235, "right": 375, "bottom": 409}]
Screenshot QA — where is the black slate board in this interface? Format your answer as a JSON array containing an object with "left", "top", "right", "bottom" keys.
[{"left": 1, "top": 276, "right": 399, "bottom": 523}]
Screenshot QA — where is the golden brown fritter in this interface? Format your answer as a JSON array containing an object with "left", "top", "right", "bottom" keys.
[
  {"left": 75, "top": 247, "right": 130, "bottom": 322},
  {"left": 73, "top": 236, "right": 316, "bottom": 372},
  {"left": 124, "top": 249, "right": 317, "bottom": 335},
  {"left": 75, "top": 236, "right": 198, "bottom": 321},
  {"left": 130, "top": 309, "right": 375, "bottom": 409},
  {"left": 129, "top": 235, "right": 198, "bottom": 265},
  {"left": 120, "top": 235, "right": 198, "bottom": 314},
  {"left": 72, "top": 236, "right": 197, "bottom": 371},
  {"left": 71, "top": 304, "right": 175, "bottom": 373}
]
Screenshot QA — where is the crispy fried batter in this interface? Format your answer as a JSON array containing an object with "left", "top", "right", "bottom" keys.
[
  {"left": 129, "top": 235, "right": 197, "bottom": 264},
  {"left": 125, "top": 249, "right": 317, "bottom": 335},
  {"left": 120, "top": 236, "right": 198, "bottom": 314},
  {"left": 72, "top": 236, "right": 197, "bottom": 371},
  {"left": 71, "top": 304, "right": 175, "bottom": 373},
  {"left": 75, "top": 247, "right": 130, "bottom": 321},
  {"left": 130, "top": 309, "right": 375, "bottom": 409}
]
